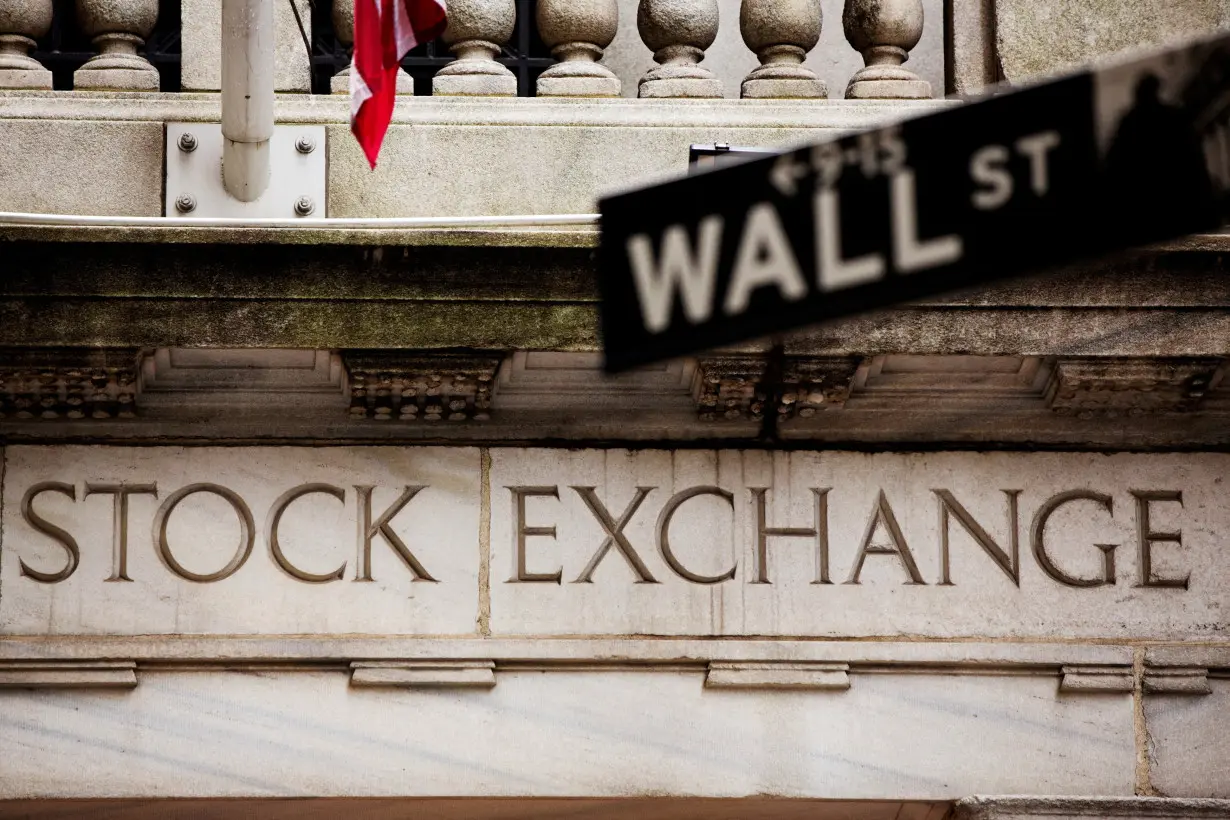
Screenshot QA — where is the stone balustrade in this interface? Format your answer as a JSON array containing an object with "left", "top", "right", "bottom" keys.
[{"left": 0, "top": 0, "right": 938, "bottom": 98}]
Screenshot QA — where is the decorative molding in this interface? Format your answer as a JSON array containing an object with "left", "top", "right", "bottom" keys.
[
  {"left": 955, "top": 796, "right": 1230, "bottom": 820},
  {"left": 1059, "top": 664, "right": 1134, "bottom": 693},
  {"left": 0, "top": 348, "right": 140, "bottom": 420},
  {"left": 1144, "top": 666, "right": 1212, "bottom": 696},
  {"left": 496, "top": 351, "right": 696, "bottom": 413},
  {"left": 139, "top": 348, "right": 346, "bottom": 406},
  {"left": 705, "top": 662, "right": 851, "bottom": 691},
  {"left": 694, "top": 355, "right": 861, "bottom": 422},
  {"left": 848, "top": 355, "right": 1050, "bottom": 410},
  {"left": 0, "top": 637, "right": 1133, "bottom": 668},
  {"left": 350, "top": 660, "right": 497, "bottom": 689},
  {"left": 343, "top": 351, "right": 504, "bottom": 422},
  {"left": 1046, "top": 358, "right": 1224, "bottom": 416},
  {"left": 693, "top": 355, "right": 769, "bottom": 422},
  {"left": 780, "top": 356, "right": 862, "bottom": 417},
  {"left": 0, "top": 661, "right": 137, "bottom": 690}
]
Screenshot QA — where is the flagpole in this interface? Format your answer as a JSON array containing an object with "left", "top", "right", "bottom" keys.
[{"left": 220, "top": 0, "right": 276, "bottom": 203}]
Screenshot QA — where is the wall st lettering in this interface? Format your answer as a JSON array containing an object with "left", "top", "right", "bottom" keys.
[{"left": 11, "top": 480, "right": 1192, "bottom": 590}]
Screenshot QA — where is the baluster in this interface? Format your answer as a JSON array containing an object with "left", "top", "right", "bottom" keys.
[
  {"left": 740, "top": 0, "right": 825, "bottom": 99},
  {"left": 433, "top": 0, "right": 516, "bottom": 96},
  {"left": 330, "top": 0, "right": 413, "bottom": 94},
  {"left": 536, "top": 0, "right": 620, "bottom": 97},
  {"left": 637, "top": 0, "right": 722, "bottom": 98},
  {"left": 74, "top": 0, "right": 160, "bottom": 90},
  {"left": 843, "top": 0, "right": 929, "bottom": 99},
  {"left": 0, "top": 0, "right": 53, "bottom": 89}
]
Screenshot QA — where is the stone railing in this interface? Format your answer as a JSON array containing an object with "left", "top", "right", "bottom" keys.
[{"left": 0, "top": 0, "right": 936, "bottom": 99}]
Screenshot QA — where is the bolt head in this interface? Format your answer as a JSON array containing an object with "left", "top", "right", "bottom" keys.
[
  {"left": 174, "top": 194, "right": 197, "bottom": 214},
  {"left": 295, "top": 136, "right": 317, "bottom": 154},
  {"left": 294, "top": 196, "right": 316, "bottom": 217},
  {"left": 177, "top": 133, "right": 198, "bottom": 153}
]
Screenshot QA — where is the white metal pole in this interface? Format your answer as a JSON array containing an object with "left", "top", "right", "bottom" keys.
[{"left": 221, "top": 0, "right": 275, "bottom": 203}]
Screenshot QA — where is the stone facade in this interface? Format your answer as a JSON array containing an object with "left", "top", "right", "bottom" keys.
[{"left": 0, "top": 0, "right": 1228, "bottom": 815}]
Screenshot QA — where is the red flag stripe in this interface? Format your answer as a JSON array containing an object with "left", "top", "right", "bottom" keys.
[{"left": 352, "top": 0, "right": 448, "bottom": 169}]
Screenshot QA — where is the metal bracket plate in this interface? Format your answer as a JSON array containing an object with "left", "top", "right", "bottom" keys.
[{"left": 165, "top": 123, "right": 327, "bottom": 219}]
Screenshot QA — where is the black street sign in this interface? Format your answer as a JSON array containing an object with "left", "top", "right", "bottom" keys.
[{"left": 598, "top": 32, "right": 1230, "bottom": 372}]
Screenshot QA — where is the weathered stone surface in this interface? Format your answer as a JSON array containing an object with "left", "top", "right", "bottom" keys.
[
  {"left": 0, "top": 120, "right": 163, "bottom": 216},
  {"left": 0, "top": 669, "right": 1134, "bottom": 798},
  {"left": 0, "top": 0, "right": 53, "bottom": 90},
  {"left": 488, "top": 449, "right": 1230, "bottom": 639},
  {"left": 603, "top": 0, "right": 943, "bottom": 98},
  {"left": 73, "top": 0, "right": 160, "bottom": 90},
  {"left": 637, "top": 0, "right": 725, "bottom": 97},
  {"left": 995, "top": 0, "right": 1227, "bottom": 84},
  {"left": 181, "top": 0, "right": 312, "bottom": 91},
  {"left": 740, "top": 0, "right": 827, "bottom": 98},
  {"left": 946, "top": 0, "right": 997, "bottom": 94},
  {"left": 0, "top": 446, "right": 481, "bottom": 635},
  {"left": 343, "top": 351, "right": 502, "bottom": 422},
  {"left": 537, "top": 0, "right": 622, "bottom": 96},
  {"left": 956, "top": 797, "right": 1230, "bottom": 820},
  {"left": 843, "top": 0, "right": 931, "bottom": 98},
  {"left": 434, "top": 0, "right": 517, "bottom": 96},
  {"left": 1147, "top": 677, "right": 1230, "bottom": 798}
]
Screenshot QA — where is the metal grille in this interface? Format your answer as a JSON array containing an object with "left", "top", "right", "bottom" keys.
[
  {"left": 309, "top": 0, "right": 554, "bottom": 96},
  {"left": 30, "top": 0, "right": 182, "bottom": 92}
]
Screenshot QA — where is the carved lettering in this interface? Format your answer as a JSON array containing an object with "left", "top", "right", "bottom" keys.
[
  {"left": 936, "top": 489, "right": 1021, "bottom": 586},
  {"left": 154, "top": 483, "right": 255, "bottom": 583},
  {"left": 571, "top": 487, "right": 658, "bottom": 584},
  {"left": 656, "top": 486, "right": 737, "bottom": 584},
  {"left": 266, "top": 483, "right": 347, "bottom": 583},
  {"left": 508, "top": 486, "right": 562, "bottom": 583},
  {"left": 846, "top": 490, "right": 925, "bottom": 585},
  {"left": 1030, "top": 490, "right": 1117, "bottom": 588},
  {"left": 19, "top": 482, "right": 80, "bottom": 584},
  {"left": 750, "top": 488, "right": 832, "bottom": 584},
  {"left": 84, "top": 482, "right": 158, "bottom": 582},
  {"left": 355, "top": 485, "right": 436, "bottom": 583},
  {"left": 1132, "top": 490, "right": 1190, "bottom": 589}
]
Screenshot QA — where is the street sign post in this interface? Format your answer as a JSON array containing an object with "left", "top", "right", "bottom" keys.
[{"left": 598, "top": 32, "right": 1230, "bottom": 373}]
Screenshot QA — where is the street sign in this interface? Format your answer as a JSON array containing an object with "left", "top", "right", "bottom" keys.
[{"left": 598, "top": 32, "right": 1230, "bottom": 373}]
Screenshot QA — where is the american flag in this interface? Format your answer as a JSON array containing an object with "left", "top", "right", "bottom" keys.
[{"left": 351, "top": 0, "right": 448, "bottom": 168}]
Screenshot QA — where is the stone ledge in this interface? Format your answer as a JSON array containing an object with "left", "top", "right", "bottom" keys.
[
  {"left": 955, "top": 797, "right": 1230, "bottom": 820},
  {"left": 0, "top": 92, "right": 953, "bottom": 128},
  {"left": 0, "top": 660, "right": 137, "bottom": 689},
  {"left": 0, "top": 637, "right": 1136, "bottom": 667},
  {"left": 705, "top": 661, "right": 851, "bottom": 690},
  {"left": 350, "top": 660, "right": 497, "bottom": 689},
  {"left": 1059, "top": 665, "right": 1135, "bottom": 693},
  {"left": 1144, "top": 666, "right": 1213, "bottom": 696}
]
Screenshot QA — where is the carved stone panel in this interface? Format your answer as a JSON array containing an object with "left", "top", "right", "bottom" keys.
[
  {"left": 693, "top": 355, "right": 769, "bottom": 421},
  {"left": 0, "top": 446, "right": 481, "bottom": 635},
  {"left": 0, "top": 349, "right": 139, "bottom": 420},
  {"left": 693, "top": 355, "right": 859, "bottom": 421},
  {"left": 343, "top": 351, "right": 504, "bottom": 422},
  {"left": 1046, "top": 358, "right": 1224, "bottom": 416},
  {"left": 780, "top": 356, "right": 861, "bottom": 418},
  {"left": 487, "top": 449, "right": 1230, "bottom": 639}
]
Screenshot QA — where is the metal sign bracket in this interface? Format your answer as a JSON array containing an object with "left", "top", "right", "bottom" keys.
[{"left": 164, "top": 123, "right": 328, "bottom": 219}]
